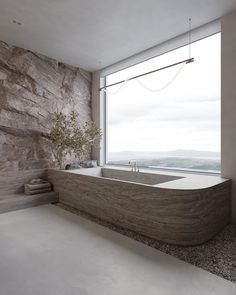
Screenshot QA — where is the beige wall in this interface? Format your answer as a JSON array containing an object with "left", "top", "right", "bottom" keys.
[
  {"left": 0, "top": 41, "right": 92, "bottom": 171},
  {"left": 91, "top": 72, "right": 106, "bottom": 166},
  {"left": 221, "top": 10, "right": 236, "bottom": 223}
]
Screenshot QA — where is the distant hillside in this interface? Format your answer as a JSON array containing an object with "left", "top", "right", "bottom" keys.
[
  {"left": 108, "top": 150, "right": 220, "bottom": 172},
  {"left": 108, "top": 150, "right": 220, "bottom": 161}
]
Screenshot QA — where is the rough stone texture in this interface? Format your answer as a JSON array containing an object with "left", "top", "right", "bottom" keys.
[
  {"left": 0, "top": 40, "right": 92, "bottom": 171},
  {"left": 56, "top": 203, "right": 236, "bottom": 283},
  {"left": 48, "top": 167, "right": 232, "bottom": 246}
]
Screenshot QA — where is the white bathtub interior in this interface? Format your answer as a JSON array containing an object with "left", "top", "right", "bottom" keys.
[
  {"left": 67, "top": 167, "right": 183, "bottom": 185},
  {"left": 101, "top": 168, "right": 183, "bottom": 185}
]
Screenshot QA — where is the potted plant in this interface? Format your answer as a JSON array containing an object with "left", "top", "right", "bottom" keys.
[{"left": 49, "top": 111, "right": 102, "bottom": 169}]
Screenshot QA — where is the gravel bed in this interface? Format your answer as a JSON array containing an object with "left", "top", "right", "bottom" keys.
[{"left": 56, "top": 203, "right": 236, "bottom": 283}]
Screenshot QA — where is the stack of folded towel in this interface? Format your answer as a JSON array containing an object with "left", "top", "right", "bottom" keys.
[{"left": 24, "top": 179, "right": 52, "bottom": 195}]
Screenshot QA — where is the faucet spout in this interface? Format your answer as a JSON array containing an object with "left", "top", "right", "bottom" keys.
[{"left": 128, "top": 160, "right": 139, "bottom": 172}]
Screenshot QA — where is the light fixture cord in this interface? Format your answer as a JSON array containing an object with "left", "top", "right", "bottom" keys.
[
  {"left": 136, "top": 63, "right": 185, "bottom": 92},
  {"left": 103, "top": 19, "right": 193, "bottom": 95},
  {"left": 189, "top": 18, "right": 192, "bottom": 59},
  {"left": 102, "top": 77, "right": 129, "bottom": 95}
]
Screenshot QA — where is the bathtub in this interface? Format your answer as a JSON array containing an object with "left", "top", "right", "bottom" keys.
[{"left": 48, "top": 166, "right": 231, "bottom": 246}]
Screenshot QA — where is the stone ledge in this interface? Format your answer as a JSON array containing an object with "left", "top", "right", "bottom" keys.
[
  {"left": 0, "top": 191, "right": 59, "bottom": 214},
  {"left": 0, "top": 125, "right": 49, "bottom": 137}
]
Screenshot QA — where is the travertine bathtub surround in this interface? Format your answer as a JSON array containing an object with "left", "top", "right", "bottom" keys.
[
  {"left": 0, "top": 169, "right": 58, "bottom": 213},
  {"left": 0, "top": 40, "right": 92, "bottom": 171},
  {"left": 48, "top": 167, "right": 232, "bottom": 246}
]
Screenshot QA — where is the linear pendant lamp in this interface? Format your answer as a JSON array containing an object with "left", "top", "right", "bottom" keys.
[{"left": 99, "top": 18, "right": 194, "bottom": 92}]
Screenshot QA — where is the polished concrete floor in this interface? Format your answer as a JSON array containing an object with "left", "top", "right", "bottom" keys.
[
  {"left": 57, "top": 203, "right": 236, "bottom": 282},
  {"left": 0, "top": 205, "right": 235, "bottom": 295}
]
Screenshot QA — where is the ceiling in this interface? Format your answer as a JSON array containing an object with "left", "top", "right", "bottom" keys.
[{"left": 0, "top": 0, "right": 236, "bottom": 72}]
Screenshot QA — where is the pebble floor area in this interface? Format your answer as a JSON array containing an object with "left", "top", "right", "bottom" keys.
[{"left": 56, "top": 203, "right": 236, "bottom": 283}]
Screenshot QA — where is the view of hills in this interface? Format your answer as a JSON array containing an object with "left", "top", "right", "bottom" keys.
[{"left": 108, "top": 150, "right": 221, "bottom": 173}]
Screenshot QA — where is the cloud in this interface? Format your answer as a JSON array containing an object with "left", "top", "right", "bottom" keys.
[{"left": 106, "top": 33, "right": 221, "bottom": 152}]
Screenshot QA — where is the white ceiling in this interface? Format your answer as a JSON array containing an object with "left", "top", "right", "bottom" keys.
[{"left": 0, "top": 0, "right": 236, "bottom": 72}]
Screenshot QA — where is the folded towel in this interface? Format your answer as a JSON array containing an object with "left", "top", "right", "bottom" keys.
[
  {"left": 24, "top": 182, "right": 51, "bottom": 190},
  {"left": 24, "top": 187, "right": 52, "bottom": 195},
  {"left": 29, "top": 178, "right": 48, "bottom": 185}
]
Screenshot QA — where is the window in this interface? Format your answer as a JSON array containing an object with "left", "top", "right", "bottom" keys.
[{"left": 106, "top": 33, "right": 221, "bottom": 173}]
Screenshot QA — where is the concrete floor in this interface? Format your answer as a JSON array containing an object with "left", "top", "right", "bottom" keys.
[{"left": 0, "top": 205, "right": 235, "bottom": 295}]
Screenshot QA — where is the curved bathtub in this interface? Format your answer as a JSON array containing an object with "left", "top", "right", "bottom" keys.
[{"left": 48, "top": 167, "right": 231, "bottom": 246}]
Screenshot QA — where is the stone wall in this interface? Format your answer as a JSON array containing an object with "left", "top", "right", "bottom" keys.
[{"left": 0, "top": 40, "right": 92, "bottom": 171}]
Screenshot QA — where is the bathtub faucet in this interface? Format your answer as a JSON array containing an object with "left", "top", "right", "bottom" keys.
[{"left": 128, "top": 160, "right": 139, "bottom": 172}]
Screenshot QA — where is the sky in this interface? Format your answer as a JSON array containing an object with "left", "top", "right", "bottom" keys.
[{"left": 106, "top": 33, "right": 221, "bottom": 156}]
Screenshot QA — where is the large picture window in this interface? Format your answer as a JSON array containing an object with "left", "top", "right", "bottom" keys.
[{"left": 106, "top": 33, "right": 221, "bottom": 173}]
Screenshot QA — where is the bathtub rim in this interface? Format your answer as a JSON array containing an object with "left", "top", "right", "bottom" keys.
[{"left": 47, "top": 166, "right": 230, "bottom": 191}]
